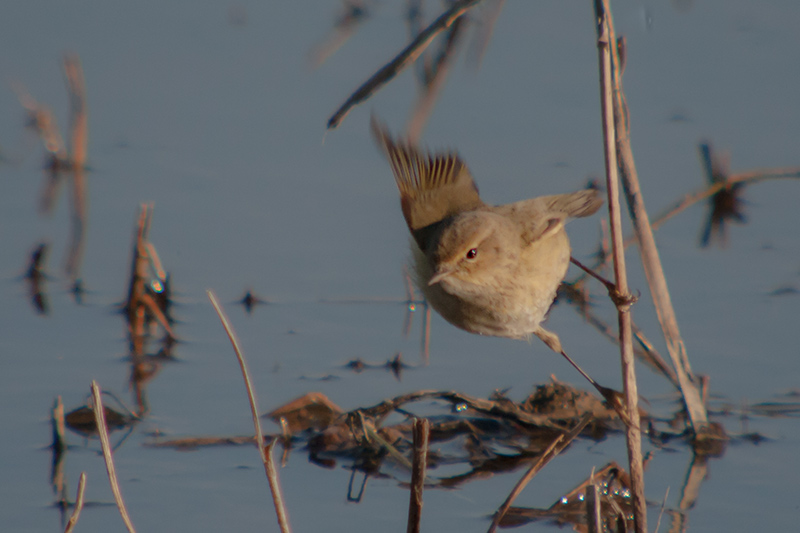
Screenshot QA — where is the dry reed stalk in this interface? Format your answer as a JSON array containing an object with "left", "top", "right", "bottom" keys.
[
  {"left": 125, "top": 204, "right": 174, "bottom": 339},
  {"left": 487, "top": 414, "right": 591, "bottom": 533},
  {"left": 309, "top": 1, "right": 370, "bottom": 67},
  {"left": 90, "top": 381, "right": 137, "bottom": 533},
  {"left": 12, "top": 84, "right": 69, "bottom": 211},
  {"left": 597, "top": 3, "right": 709, "bottom": 438},
  {"left": 467, "top": 0, "right": 505, "bottom": 69},
  {"left": 406, "top": 417, "right": 430, "bottom": 533},
  {"left": 327, "top": 0, "right": 482, "bottom": 129},
  {"left": 52, "top": 396, "right": 67, "bottom": 454},
  {"left": 127, "top": 206, "right": 148, "bottom": 331},
  {"left": 13, "top": 82, "right": 69, "bottom": 162},
  {"left": 406, "top": 16, "right": 465, "bottom": 143},
  {"left": 593, "top": 1, "right": 647, "bottom": 531},
  {"left": 653, "top": 486, "right": 670, "bottom": 533},
  {"left": 207, "top": 290, "right": 292, "bottom": 533},
  {"left": 562, "top": 276, "right": 680, "bottom": 387},
  {"left": 585, "top": 481, "right": 602, "bottom": 533},
  {"left": 63, "top": 53, "right": 88, "bottom": 280},
  {"left": 50, "top": 396, "right": 68, "bottom": 512},
  {"left": 63, "top": 472, "right": 87, "bottom": 533},
  {"left": 677, "top": 454, "right": 706, "bottom": 514},
  {"left": 64, "top": 54, "right": 88, "bottom": 172}
]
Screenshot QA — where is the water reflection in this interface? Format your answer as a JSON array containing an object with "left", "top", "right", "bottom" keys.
[
  {"left": 14, "top": 54, "right": 89, "bottom": 300},
  {"left": 121, "top": 204, "right": 176, "bottom": 417},
  {"left": 23, "top": 242, "right": 49, "bottom": 315}
]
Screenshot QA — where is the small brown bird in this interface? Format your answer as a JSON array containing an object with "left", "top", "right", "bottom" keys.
[{"left": 371, "top": 118, "right": 603, "bottom": 350}]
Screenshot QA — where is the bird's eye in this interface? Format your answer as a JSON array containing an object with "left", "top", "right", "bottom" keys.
[{"left": 465, "top": 248, "right": 478, "bottom": 260}]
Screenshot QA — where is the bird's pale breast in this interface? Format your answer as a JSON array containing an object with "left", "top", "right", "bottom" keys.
[{"left": 413, "top": 224, "right": 571, "bottom": 339}]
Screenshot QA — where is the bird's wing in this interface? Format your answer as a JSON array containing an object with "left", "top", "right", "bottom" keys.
[
  {"left": 497, "top": 190, "right": 603, "bottom": 246},
  {"left": 371, "top": 117, "right": 484, "bottom": 242}
]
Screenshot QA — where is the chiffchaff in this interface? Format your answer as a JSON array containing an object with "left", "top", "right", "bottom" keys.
[{"left": 371, "top": 118, "right": 602, "bottom": 350}]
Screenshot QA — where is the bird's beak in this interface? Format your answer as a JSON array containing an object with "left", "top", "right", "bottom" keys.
[{"left": 428, "top": 267, "right": 454, "bottom": 286}]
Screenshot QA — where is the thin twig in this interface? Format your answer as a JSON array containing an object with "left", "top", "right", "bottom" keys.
[
  {"left": 327, "top": 0, "right": 482, "bottom": 129},
  {"left": 533, "top": 328, "right": 634, "bottom": 427},
  {"left": 63, "top": 472, "right": 87, "bottom": 533},
  {"left": 406, "top": 417, "right": 430, "bottom": 533},
  {"left": 654, "top": 486, "right": 670, "bottom": 533},
  {"left": 570, "top": 256, "right": 622, "bottom": 299},
  {"left": 207, "top": 290, "right": 291, "bottom": 533},
  {"left": 561, "top": 280, "right": 680, "bottom": 387},
  {"left": 593, "top": 2, "right": 647, "bottom": 531},
  {"left": 91, "top": 381, "right": 137, "bottom": 533}
]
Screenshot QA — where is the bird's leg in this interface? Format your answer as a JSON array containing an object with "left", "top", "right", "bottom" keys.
[{"left": 534, "top": 326, "right": 637, "bottom": 429}]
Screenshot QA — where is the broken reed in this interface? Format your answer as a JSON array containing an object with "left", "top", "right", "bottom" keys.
[
  {"left": 406, "top": 417, "right": 430, "bottom": 533},
  {"left": 63, "top": 472, "right": 87, "bottom": 533}
]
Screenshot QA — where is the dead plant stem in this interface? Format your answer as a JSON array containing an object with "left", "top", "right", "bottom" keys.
[
  {"left": 593, "top": 1, "right": 647, "bottom": 531},
  {"left": 63, "top": 54, "right": 88, "bottom": 280},
  {"left": 63, "top": 472, "right": 87, "bottom": 533},
  {"left": 207, "top": 290, "right": 291, "bottom": 533},
  {"left": 585, "top": 481, "right": 602, "bottom": 533},
  {"left": 327, "top": 0, "right": 482, "bottom": 129},
  {"left": 406, "top": 418, "right": 430, "bottom": 533},
  {"left": 604, "top": 4, "right": 709, "bottom": 435},
  {"left": 487, "top": 414, "right": 591, "bottom": 533},
  {"left": 90, "top": 381, "right": 137, "bottom": 533}
]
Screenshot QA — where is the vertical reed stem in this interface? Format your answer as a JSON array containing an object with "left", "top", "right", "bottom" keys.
[{"left": 593, "top": 1, "right": 647, "bottom": 530}]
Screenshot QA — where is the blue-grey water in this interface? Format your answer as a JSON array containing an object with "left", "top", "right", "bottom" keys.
[{"left": 1, "top": 2, "right": 798, "bottom": 531}]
